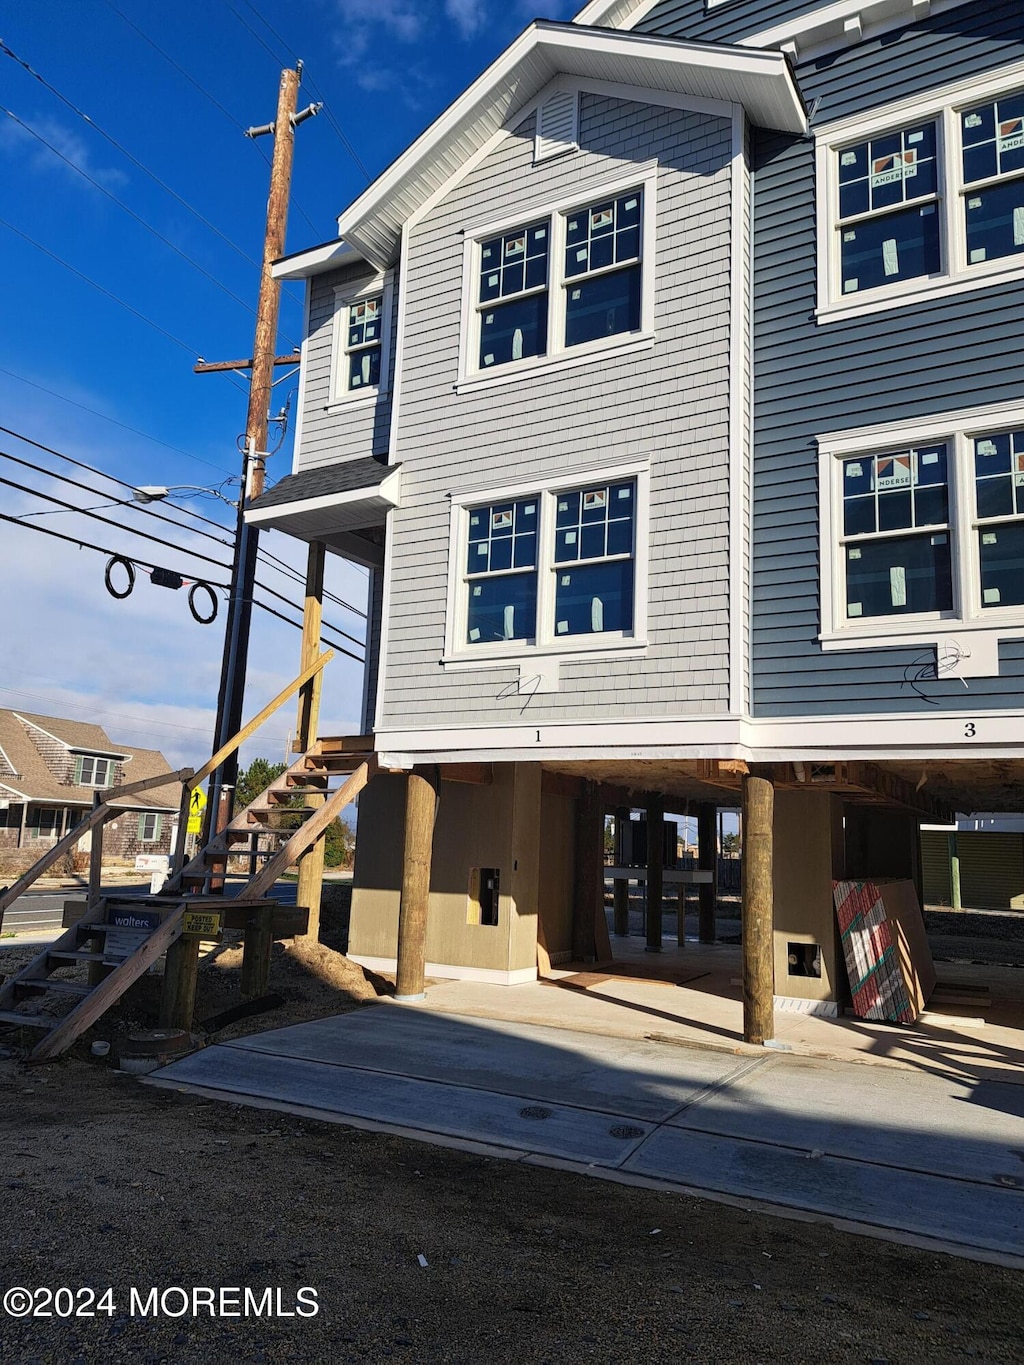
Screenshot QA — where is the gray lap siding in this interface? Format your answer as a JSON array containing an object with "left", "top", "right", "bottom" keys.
[{"left": 379, "top": 93, "right": 737, "bottom": 729}]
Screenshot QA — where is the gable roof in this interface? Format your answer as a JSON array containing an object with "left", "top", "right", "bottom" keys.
[
  {"left": 0, "top": 709, "right": 178, "bottom": 811},
  {"left": 336, "top": 19, "right": 806, "bottom": 270}
]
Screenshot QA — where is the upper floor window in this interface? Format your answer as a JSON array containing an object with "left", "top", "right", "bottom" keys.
[
  {"left": 76, "top": 755, "right": 114, "bottom": 787},
  {"left": 448, "top": 466, "right": 647, "bottom": 660},
  {"left": 330, "top": 276, "right": 393, "bottom": 405},
  {"left": 819, "top": 401, "right": 1024, "bottom": 671},
  {"left": 817, "top": 67, "right": 1024, "bottom": 320},
  {"left": 462, "top": 168, "right": 656, "bottom": 387}
]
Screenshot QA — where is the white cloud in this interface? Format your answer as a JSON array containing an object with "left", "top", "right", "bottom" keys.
[
  {"left": 444, "top": 0, "right": 487, "bottom": 39},
  {"left": 0, "top": 111, "right": 128, "bottom": 191}
]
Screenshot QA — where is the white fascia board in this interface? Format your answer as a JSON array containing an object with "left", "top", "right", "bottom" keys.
[
  {"left": 245, "top": 467, "right": 401, "bottom": 528},
  {"left": 571, "top": 0, "right": 664, "bottom": 28},
  {"left": 271, "top": 238, "right": 364, "bottom": 281},
  {"left": 740, "top": 0, "right": 971, "bottom": 63},
  {"left": 336, "top": 21, "right": 805, "bottom": 269}
]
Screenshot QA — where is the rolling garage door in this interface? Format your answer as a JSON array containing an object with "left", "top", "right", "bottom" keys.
[{"left": 958, "top": 833, "right": 1024, "bottom": 911}]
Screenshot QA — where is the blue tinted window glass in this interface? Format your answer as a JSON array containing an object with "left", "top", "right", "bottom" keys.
[
  {"left": 840, "top": 204, "right": 940, "bottom": 293},
  {"left": 974, "top": 431, "right": 1012, "bottom": 477},
  {"left": 965, "top": 179, "right": 1024, "bottom": 266},
  {"left": 844, "top": 496, "right": 875, "bottom": 537},
  {"left": 845, "top": 534, "right": 952, "bottom": 618},
  {"left": 913, "top": 483, "right": 948, "bottom": 526},
  {"left": 961, "top": 94, "right": 1024, "bottom": 183},
  {"left": 555, "top": 560, "right": 634, "bottom": 636},
  {"left": 878, "top": 490, "right": 913, "bottom": 532},
  {"left": 479, "top": 294, "right": 548, "bottom": 368},
  {"left": 581, "top": 524, "right": 606, "bottom": 559},
  {"left": 975, "top": 430, "right": 1024, "bottom": 523},
  {"left": 836, "top": 123, "right": 937, "bottom": 220},
  {"left": 980, "top": 522, "right": 1024, "bottom": 608},
  {"left": 467, "top": 573, "right": 537, "bottom": 644},
  {"left": 565, "top": 265, "right": 641, "bottom": 347},
  {"left": 348, "top": 347, "right": 381, "bottom": 391},
  {"left": 564, "top": 190, "right": 643, "bottom": 278},
  {"left": 977, "top": 477, "right": 1014, "bottom": 520},
  {"left": 479, "top": 221, "right": 549, "bottom": 302},
  {"left": 467, "top": 498, "right": 538, "bottom": 574},
  {"left": 556, "top": 491, "right": 580, "bottom": 527}
]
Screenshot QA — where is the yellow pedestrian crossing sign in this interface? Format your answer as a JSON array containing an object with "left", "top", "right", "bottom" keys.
[{"left": 186, "top": 786, "right": 207, "bottom": 835}]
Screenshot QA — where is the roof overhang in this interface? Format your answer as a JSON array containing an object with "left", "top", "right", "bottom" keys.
[
  {"left": 246, "top": 460, "right": 401, "bottom": 553},
  {"left": 739, "top": 0, "right": 972, "bottom": 64},
  {"left": 337, "top": 20, "right": 807, "bottom": 270},
  {"left": 271, "top": 237, "right": 365, "bottom": 282}
]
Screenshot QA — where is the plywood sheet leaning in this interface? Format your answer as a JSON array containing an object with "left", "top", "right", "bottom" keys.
[
  {"left": 832, "top": 880, "right": 917, "bottom": 1023},
  {"left": 878, "top": 878, "right": 937, "bottom": 1016}
]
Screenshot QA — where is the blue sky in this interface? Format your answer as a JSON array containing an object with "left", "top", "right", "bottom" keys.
[{"left": 0, "top": 0, "right": 578, "bottom": 773}]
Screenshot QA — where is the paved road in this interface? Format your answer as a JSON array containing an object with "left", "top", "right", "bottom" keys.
[
  {"left": 2, "top": 879, "right": 300, "bottom": 935},
  {"left": 153, "top": 1004, "right": 1024, "bottom": 1263}
]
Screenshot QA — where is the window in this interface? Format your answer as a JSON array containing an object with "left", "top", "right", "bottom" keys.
[
  {"left": 461, "top": 169, "right": 655, "bottom": 386},
  {"left": 840, "top": 446, "right": 952, "bottom": 620},
  {"left": 330, "top": 276, "right": 393, "bottom": 403},
  {"left": 817, "top": 66, "right": 1024, "bottom": 318},
  {"left": 29, "top": 808, "right": 60, "bottom": 839},
  {"left": 138, "top": 812, "right": 162, "bottom": 842},
  {"left": 465, "top": 496, "right": 539, "bottom": 644},
  {"left": 819, "top": 401, "right": 1024, "bottom": 674},
  {"left": 76, "top": 755, "right": 114, "bottom": 787},
  {"left": 449, "top": 467, "right": 647, "bottom": 661}
]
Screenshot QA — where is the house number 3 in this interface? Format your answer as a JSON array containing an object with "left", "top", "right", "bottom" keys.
[{"left": 964, "top": 722, "right": 976, "bottom": 737}]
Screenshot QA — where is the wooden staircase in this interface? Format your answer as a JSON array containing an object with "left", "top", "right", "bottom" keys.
[
  {"left": 0, "top": 894, "right": 191, "bottom": 1063},
  {"left": 163, "top": 739, "right": 375, "bottom": 900},
  {"left": 0, "top": 739, "right": 376, "bottom": 1063}
]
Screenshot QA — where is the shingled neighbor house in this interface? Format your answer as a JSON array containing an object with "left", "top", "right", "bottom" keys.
[
  {"left": 0, "top": 710, "right": 178, "bottom": 870},
  {"left": 246, "top": 0, "right": 1024, "bottom": 1028}
]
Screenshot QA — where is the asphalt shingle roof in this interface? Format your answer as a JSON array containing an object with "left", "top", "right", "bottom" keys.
[{"left": 249, "top": 456, "right": 395, "bottom": 511}]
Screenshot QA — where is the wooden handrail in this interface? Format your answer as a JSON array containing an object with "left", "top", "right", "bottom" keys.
[
  {"left": 188, "top": 650, "right": 334, "bottom": 792},
  {"left": 105, "top": 766, "right": 195, "bottom": 803}
]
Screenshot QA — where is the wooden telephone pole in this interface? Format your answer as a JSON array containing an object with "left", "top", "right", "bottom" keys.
[{"left": 205, "top": 66, "right": 320, "bottom": 841}]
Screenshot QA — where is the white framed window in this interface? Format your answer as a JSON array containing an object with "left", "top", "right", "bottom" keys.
[
  {"left": 444, "top": 462, "right": 649, "bottom": 665},
  {"left": 818, "top": 399, "right": 1024, "bottom": 675},
  {"left": 457, "top": 165, "right": 657, "bottom": 392},
  {"left": 329, "top": 274, "right": 394, "bottom": 405},
  {"left": 816, "top": 61, "right": 1024, "bottom": 321},
  {"left": 75, "top": 754, "right": 114, "bottom": 788},
  {"left": 138, "top": 812, "right": 162, "bottom": 842}
]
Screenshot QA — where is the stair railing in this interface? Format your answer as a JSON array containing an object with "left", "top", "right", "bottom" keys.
[
  {"left": 167, "top": 649, "right": 334, "bottom": 881},
  {"left": 0, "top": 767, "right": 195, "bottom": 929}
]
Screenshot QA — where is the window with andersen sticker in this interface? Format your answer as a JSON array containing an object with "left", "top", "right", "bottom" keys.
[
  {"left": 473, "top": 187, "right": 645, "bottom": 373},
  {"left": 820, "top": 79, "right": 1024, "bottom": 312},
  {"left": 462, "top": 479, "right": 637, "bottom": 648}
]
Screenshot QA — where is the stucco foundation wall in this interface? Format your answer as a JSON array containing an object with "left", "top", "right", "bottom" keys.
[{"left": 772, "top": 790, "right": 845, "bottom": 1004}]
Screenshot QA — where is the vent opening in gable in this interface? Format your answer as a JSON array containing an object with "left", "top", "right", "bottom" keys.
[{"left": 535, "top": 89, "right": 579, "bottom": 164}]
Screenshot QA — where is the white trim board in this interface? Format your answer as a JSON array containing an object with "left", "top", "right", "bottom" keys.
[
  {"left": 347, "top": 955, "right": 538, "bottom": 987},
  {"left": 741, "top": 0, "right": 972, "bottom": 65}
]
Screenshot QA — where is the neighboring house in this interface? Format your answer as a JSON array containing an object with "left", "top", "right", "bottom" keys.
[
  {"left": 0, "top": 710, "right": 178, "bottom": 866},
  {"left": 248, "top": 1, "right": 1024, "bottom": 1013}
]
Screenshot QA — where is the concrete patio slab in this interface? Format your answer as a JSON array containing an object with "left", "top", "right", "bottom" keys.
[{"left": 150, "top": 1002, "right": 1024, "bottom": 1263}]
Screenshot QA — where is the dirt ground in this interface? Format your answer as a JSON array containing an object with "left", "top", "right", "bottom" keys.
[{"left": 2, "top": 892, "right": 1024, "bottom": 1362}]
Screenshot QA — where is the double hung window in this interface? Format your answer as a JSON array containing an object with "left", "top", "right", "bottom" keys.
[
  {"left": 76, "top": 755, "right": 114, "bottom": 787},
  {"left": 466, "top": 175, "right": 652, "bottom": 380},
  {"left": 818, "top": 69, "right": 1024, "bottom": 315},
  {"left": 454, "top": 473, "right": 642, "bottom": 655},
  {"left": 138, "top": 812, "right": 162, "bottom": 842},
  {"left": 344, "top": 295, "right": 383, "bottom": 392},
  {"left": 331, "top": 276, "right": 392, "bottom": 402},
  {"left": 821, "top": 403, "right": 1024, "bottom": 664}
]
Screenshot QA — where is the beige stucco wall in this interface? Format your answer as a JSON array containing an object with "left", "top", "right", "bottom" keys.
[{"left": 772, "top": 790, "right": 845, "bottom": 1003}]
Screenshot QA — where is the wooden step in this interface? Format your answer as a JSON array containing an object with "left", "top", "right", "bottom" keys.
[
  {"left": 15, "top": 980, "right": 91, "bottom": 998},
  {"left": 0, "top": 1009, "right": 55, "bottom": 1029},
  {"left": 47, "top": 949, "right": 105, "bottom": 963}
]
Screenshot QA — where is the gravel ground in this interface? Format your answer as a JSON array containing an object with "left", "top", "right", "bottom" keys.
[{"left": 2, "top": 1055, "right": 1023, "bottom": 1365}]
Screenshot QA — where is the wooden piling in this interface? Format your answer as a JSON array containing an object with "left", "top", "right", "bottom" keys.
[
  {"left": 741, "top": 773, "right": 775, "bottom": 1046},
  {"left": 241, "top": 905, "right": 274, "bottom": 999},
  {"left": 295, "top": 540, "right": 327, "bottom": 943},
  {"left": 612, "top": 805, "right": 630, "bottom": 936},
  {"left": 395, "top": 769, "right": 436, "bottom": 1000},
  {"left": 572, "top": 780, "right": 604, "bottom": 961},
  {"left": 160, "top": 933, "right": 200, "bottom": 1030},
  {"left": 645, "top": 795, "right": 664, "bottom": 952},
  {"left": 698, "top": 802, "right": 718, "bottom": 944}
]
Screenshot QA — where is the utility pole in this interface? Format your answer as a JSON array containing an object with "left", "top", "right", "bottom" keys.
[{"left": 203, "top": 65, "right": 320, "bottom": 850}]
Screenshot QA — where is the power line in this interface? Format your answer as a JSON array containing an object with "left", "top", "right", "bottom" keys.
[
  {"left": 0, "top": 365, "right": 237, "bottom": 479},
  {"left": 0, "top": 684, "right": 218, "bottom": 738},
  {"left": 2, "top": 464, "right": 365, "bottom": 646},
  {"left": 256, "top": 543, "right": 368, "bottom": 619},
  {"left": 251, "top": 597, "right": 363, "bottom": 664},
  {"left": 0, "top": 217, "right": 249, "bottom": 394},
  {"left": 228, "top": 0, "right": 371, "bottom": 182},
  {"left": 103, "top": 0, "right": 323, "bottom": 240},
  {"left": 2, "top": 105, "right": 276, "bottom": 333},
  {"left": 0, "top": 37, "right": 262, "bottom": 273}
]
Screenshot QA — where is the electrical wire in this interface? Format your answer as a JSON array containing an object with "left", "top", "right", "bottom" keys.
[
  {"left": 0, "top": 684, "right": 219, "bottom": 738},
  {"left": 230, "top": 0, "right": 372, "bottom": 181},
  {"left": 2, "top": 464, "right": 365, "bottom": 646},
  {"left": 251, "top": 597, "right": 363, "bottom": 663},
  {"left": 0, "top": 37, "right": 261, "bottom": 272},
  {"left": 103, "top": 0, "right": 323, "bottom": 239},
  {"left": 0, "top": 365, "right": 237, "bottom": 479},
  {"left": 1, "top": 105, "right": 282, "bottom": 335},
  {"left": 0, "top": 421, "right": 370, "bottom": 620},
  {"left": 0, "top": 217, "right": 247, "bottom": 395}
]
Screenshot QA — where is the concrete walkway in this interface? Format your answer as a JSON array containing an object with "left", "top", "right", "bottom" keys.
[{"left": 151, "top": 1003, "right": 1024, "bottom": 1264}]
